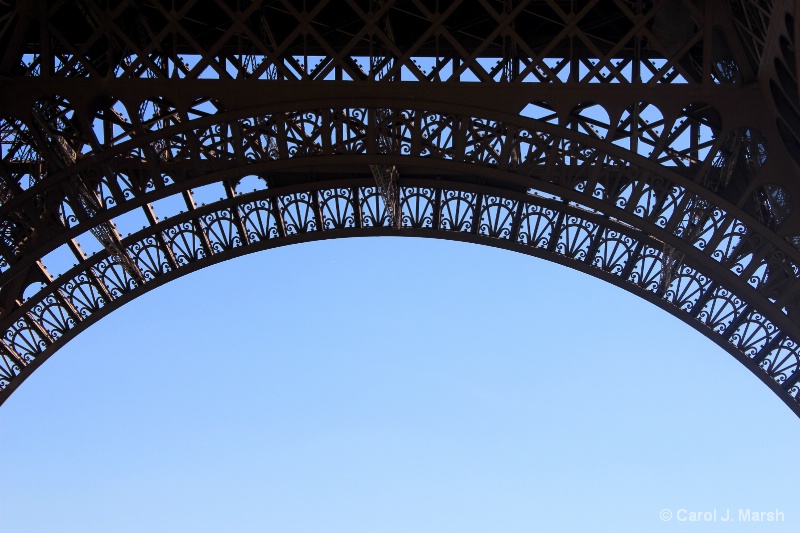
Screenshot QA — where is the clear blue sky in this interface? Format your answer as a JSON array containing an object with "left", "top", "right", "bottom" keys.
[{"left": 1, "top": 237, "right": 798, "bottom": 532}]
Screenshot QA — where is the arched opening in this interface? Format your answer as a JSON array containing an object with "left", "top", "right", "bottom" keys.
[
  {"left": 2, "top": 0, "right": 799, "bottom": 527},
  {"left": 1, "top": 238, "right": 798, "bottom": 531}
]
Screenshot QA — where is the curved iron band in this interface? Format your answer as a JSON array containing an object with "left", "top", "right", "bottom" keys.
[
  {"left": 2, "top": 99, "right": 796, "bottom": 278},
  {"left": 4, "top": 104, "right": 800, "bottom": 348},
  {"left": 3, "top": 103, "right": 800, "bottom": 415},
  {"left": 2, "top": 176, "right": 800, "bottom": 418}
]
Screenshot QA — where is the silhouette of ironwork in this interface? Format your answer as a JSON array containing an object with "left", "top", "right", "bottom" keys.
[{"left": 2, "top": 0, "right": 800, "bottom": 416}]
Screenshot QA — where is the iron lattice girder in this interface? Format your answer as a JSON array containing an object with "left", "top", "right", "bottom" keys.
[
  {"left": 2, "top": 0, "right": 800, "bottom": 416},
  {"left": 0, "top": 0, "right": 751, "bottom": 72}
]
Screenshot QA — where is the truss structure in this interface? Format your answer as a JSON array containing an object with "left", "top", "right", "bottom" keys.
[{"left": 2, "top": 0, "right": 800, "bottom": 418}]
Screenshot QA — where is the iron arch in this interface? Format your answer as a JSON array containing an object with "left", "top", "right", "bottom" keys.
[
  {"left": 2, "top": 101, "right": 800, "bottom": 417},
  {"left": 3, "top": 0, "right": 800, "bottom": 420}
]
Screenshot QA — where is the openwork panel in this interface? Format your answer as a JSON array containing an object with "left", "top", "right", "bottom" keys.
[
  {"left": 164, "top": 222, "right": 208, "bottom": 265},
  {"left": 731, "top": 311, "right": 779, "bottom": 357},
  {"left": 60, "top": 272, "right": 108, "bottom": 318},
  {"left": 4, "top": 317, "right": 45, "bottom": 365},
  {"left": 239, "top": 116, "right": 280, "bottom": 162},
  {"left": 555, "top": 216, "right": 599, "bottom": 261},
  {"left": 697, "top": 286, "right": 748, "bottom": 334},
  {"left": 664, "top": 266, "right": 712, "bottom": 313},
  {"left": 130, "top": 236, "right": 173, "bottom": 279},
  {"left": 0, "top": 344, "right": 23, "bottom": 387},
  {"left": 516, "top": 204, "right": 558, "bottom": 249},
  {"left": 277, "top": 193, "right": 317, "bottom": 235},
  {"left": 464, "top": 118, "right": 507, "bottom": 166},
  {"left": 359, "top": 187, "right": 392, "bottom": 228},
  {"left": 591, "top": 229, "right": 635, "bottom": 275},
  {"left": 319, "top": 189, "right": 357, "bottom": 230},
  {"left": 760, "top": 337, "right": 800, "bottom": 386},
  {"left": 439, "top": 190, "right": 477, "bottom": 233},
  {"left": 202, "top": 209, "right": 244, "bottom": 252},
  {"left": 330, "top": 109, "right": 368, "bottom": 154},
  {"left": 420, "top": 113, "right": 457, "bottom": 160},
  {"left": 479, "top": 196, "right": 518, "bottom": 240},
  {"left": 400, "top": 187, "right": 436, "bottom": 229},
  {"left": 239, "top": 200, "right": 281, "bottom": 242},
  {"left": 628, "top": 246, "right": 668, "bottom": 294}
]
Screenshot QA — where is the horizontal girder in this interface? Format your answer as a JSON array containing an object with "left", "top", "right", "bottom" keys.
[{"left": 0, "top": 0, "right": 756, "bottom": 80}]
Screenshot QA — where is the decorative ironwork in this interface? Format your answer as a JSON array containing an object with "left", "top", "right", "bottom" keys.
[{"left": 1, "top": 1, "right": 800, "bottom": 420}]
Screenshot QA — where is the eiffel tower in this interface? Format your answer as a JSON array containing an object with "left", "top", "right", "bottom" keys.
[{"left": 1, "top": 0, "right": 800, "bottom": 419}]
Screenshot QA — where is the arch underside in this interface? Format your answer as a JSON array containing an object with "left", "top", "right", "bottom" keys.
[
  {"left": 3, "top": 0, "right": 800, "bottom": 417},
  {"left": 2, "top": 105, "right": 800, "bottom": 416}
]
